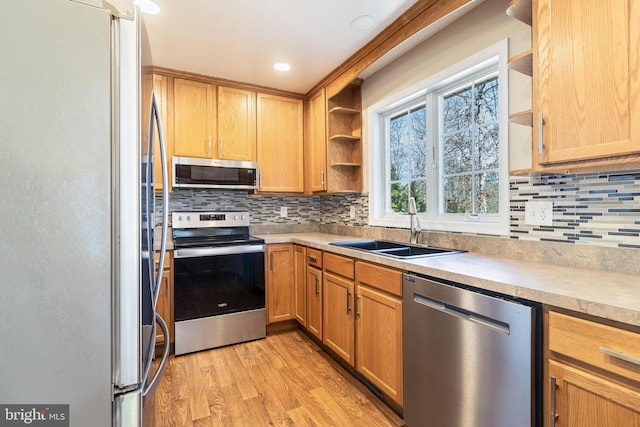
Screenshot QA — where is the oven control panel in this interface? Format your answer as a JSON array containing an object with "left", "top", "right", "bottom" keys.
[{"left": 172, "top": 211, "right": 250, "bottom": 229}]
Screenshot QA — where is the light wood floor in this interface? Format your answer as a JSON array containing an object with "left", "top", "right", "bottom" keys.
[{"left": 148, "top": 329, "right": 406, "bottom": 426}]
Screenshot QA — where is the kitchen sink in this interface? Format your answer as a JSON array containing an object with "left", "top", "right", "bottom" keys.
[{"left": 329, "top": 240, "right": 463, "bottom": 259}]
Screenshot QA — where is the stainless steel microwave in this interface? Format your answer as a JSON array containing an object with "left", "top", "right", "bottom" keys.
[{"left": 172, "top": 156, "right": 258, "bottom": 190}]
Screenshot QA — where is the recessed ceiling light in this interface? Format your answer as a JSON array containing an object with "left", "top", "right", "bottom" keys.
[
  {"left": 273, "top": 63, "right": 291, "bottom": 72},
  {"left": 135, "top": 0, "right": 160, "bottom": 15},
  {"left": 351, "top": 15, "right": 377, "bottom": 32}
]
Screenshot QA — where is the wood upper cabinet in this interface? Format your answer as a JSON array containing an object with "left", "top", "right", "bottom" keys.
[
  {"left": 257, "top": 93, "right": 304, "bottom": 192},
  {"left": 154, "top": 252, "right": 174, "bottom": 347},
  {"left": 534, "top": 0, "right": 640, "bottom": 169},
  {"left": 355, "top": 261, "right": 403, "bottom": 406},
  {"left": 217, "top": 86, "right": 256, "bottom": 161},
  {"left": 266, "top": 244, "right": 295, "bottom": 324},
  {"left": 142, "top": 73, "right": 173, "bottom": 192},
  {"left": 546, "top": 310, "right": 640, "bottom": 426},
  {"left": 305, "top": 88, "right": 327, "bottom": 193},
  {"left": 293, "top": 245, "right": 307, "bottom": 326},
  {"left": 323, "top": 253, "right": 355, "bottom": 366},
  {"left": 172, "top": 78, "right": 216, "bottom": 159}
]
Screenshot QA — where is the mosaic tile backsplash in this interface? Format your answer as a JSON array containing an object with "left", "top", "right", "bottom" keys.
[
  {"left": 510, "top": 170, "right": 640, "bottom": 249},
  {"left": 157, "top": 169, "right": 640, "bottom": 250}
]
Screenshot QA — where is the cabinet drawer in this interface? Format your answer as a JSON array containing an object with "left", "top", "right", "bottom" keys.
[
  {"left": 549, "top": 311, "right": 640, "bottom": 382},
  {"left": 323, "top": 252, "right": 354, "bottom": 280},
  {"left": 355, "top": 261, "right": 402, "bottom": 297},
  {"left": 306, "top": 248, "right": 322, "bottom": 269}
]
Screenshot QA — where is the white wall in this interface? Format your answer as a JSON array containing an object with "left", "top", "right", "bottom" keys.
[{"left": 361, "top": 0, "right": 532, "bottom": 191}]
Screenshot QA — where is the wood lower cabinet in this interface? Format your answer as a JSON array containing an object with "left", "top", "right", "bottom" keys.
[
  {"left": 323, "top": 271, "right": 355, "bottom": 366},
  {"left": 322, "top": 253, "right": 355, "bottom": 366},
  {"left": 548, "top": 360, "right": 640, "bottom": 427},
  {"left": 257, "top": 93, "right": 304, "bottom": 192},
  {"left": 547, "top": 310, "right": 640, "bottom": 426},
  {"left": 306, "top": 265, "right": 323, "bottom": 340},
  {"left": 293, "top": 245, "right": 306, "bottom": 325},
  {"left": 154, "top": 252, "right": 174, "bottom": 347},
  {"left": 266, "top": 244, "right": 295, "bottom": 324},
  {"left": 355, "top": 261, "right": 403, "bottom": 406}
]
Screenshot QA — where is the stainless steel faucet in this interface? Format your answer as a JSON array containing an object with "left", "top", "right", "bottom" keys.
[{"left": 408, "top": 197, "right": 422, "bottom": 244}]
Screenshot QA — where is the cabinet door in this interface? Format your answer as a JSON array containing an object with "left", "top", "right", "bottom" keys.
[
  {"left": 217, "top": 86, "right": 256, "bottom": 161},
  {"left": 323, "top": 272, "right": 355, "bottom": 366},
  {"left": 536, "top": 0, "right": 640, "bottom": 165},
  {"left": 548, "top": 360, "right": 640, "bottom": 427},
  {"left": 154, "top": 252, "right": 173, "bottom": 346},
  {"left": 173, "top": 78, "right": 216, "bottom": 158},
  {"left": 306, "top": 88, "right": 327, "bottom": 192},
  {"left": 266, "top": 244, "right": 294, "bottom": 324},
  {"left": 356, "top": 285, "right": 403, "bottom": 405},
  {"left": 257, "top": 93, "right": 304, "bottom": 192},
  {"left": 142, "top": 73, "right": 173, "bottom": 192},
  {"left": 294, "top": 245, "right": 306, "bottom": 326},
  {"left": 306, "top": 265, "right": 323, "bottom": 341}
]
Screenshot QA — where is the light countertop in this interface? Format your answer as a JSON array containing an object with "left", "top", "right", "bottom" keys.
[{"left": 256, "top": 232, "right": 640, "bottom": 328}]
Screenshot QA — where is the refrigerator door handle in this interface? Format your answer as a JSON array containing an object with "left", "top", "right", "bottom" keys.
[
  {"left": 143, "top": 313, "right": 170, "bottom": 399},
  {"left": 152, "top": 91, "right": 169, "bottom": 306},
  {"left": 141, "top": 91, "right": 169, "bottom": 389}
]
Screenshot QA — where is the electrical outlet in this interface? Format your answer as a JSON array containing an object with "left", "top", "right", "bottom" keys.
[
  {"left": 524, "top": 201, "right": 553, "bottom": 226},
  {"left": 349, "top": 205, "right": 356, "bottom": 219},
  {"left": 280, "top": 206, "right": 288, "bottom": 218}
]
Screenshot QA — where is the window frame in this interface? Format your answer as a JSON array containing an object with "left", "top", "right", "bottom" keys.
[{"left": 367, "top": 39, "right": 510, "bottom": 236}]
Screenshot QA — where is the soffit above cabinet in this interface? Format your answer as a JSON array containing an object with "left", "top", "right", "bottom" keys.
[{"left": 141, "top": 0, "right": 419, "bottom": 94}]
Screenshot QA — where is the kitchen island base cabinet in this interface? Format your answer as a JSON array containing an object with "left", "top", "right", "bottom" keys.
[{"left": 266, "top": 244, "right": 295, "bottom": 324}]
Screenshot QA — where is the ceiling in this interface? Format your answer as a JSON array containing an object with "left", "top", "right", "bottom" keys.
[{"left": 140, "top": 0, "right": 420, "bottom": 94}]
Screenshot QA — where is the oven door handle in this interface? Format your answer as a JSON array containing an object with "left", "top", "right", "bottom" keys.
[{"left": 174, "top": 244, "right": 265, "bottom": 258}]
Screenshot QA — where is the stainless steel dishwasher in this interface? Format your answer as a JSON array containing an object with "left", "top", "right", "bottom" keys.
[{"left": 403, "top": 273, "right": 541, "bottom": 427}]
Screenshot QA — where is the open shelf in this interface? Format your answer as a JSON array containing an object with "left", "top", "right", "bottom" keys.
[
  {"left": 506, "top": 0, "right": 532, "bottom": 25},
  {"left": 509, "top": 109, "right": 533, "bottom": 127},
  {"left": 326, "top": 81, "right": 362, "bottom": 193},
  {"left": 508, "top": 49, "right": 533, "bottom": 76}
]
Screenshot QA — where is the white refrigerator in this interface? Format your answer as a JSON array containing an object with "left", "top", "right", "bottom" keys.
[{"left": 0, "top": 1, "right": 169, "bottom": 426}]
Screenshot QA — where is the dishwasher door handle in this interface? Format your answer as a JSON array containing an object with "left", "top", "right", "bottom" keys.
[{"left": 413, "top": 293, "right": 510, "bottom": 335}]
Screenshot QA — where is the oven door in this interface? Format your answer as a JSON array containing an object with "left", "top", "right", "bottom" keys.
[{"left": 173, "top": 246, "right": 265, "bottom": 322}]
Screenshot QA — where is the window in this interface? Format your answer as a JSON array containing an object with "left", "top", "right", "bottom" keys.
[{"left": 369, "top": 40, "right": 509, "bottom": 235}]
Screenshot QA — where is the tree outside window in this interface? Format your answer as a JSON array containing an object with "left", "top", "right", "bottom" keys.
[
  {"left": 440, "top": 75, "right": 499, "bottom": 215},
  {"left": 385, "top": 74, "right": 500, "bottom": 218},
  {"left": 388, "top": 104, "right": 427, "bottom": 213}
]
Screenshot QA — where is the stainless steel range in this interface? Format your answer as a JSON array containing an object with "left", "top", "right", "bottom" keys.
[{"left": 172, "top": 211, "right": 265, "bottom": 355}]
